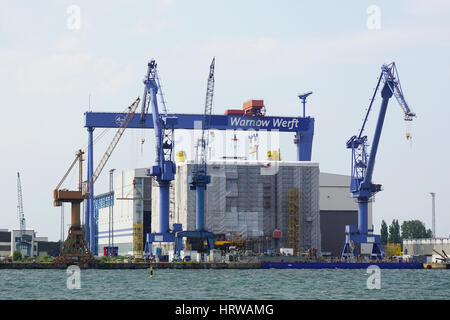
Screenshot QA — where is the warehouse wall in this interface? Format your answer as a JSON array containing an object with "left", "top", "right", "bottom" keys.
[
  {"left": 319, "top": 172, "right": 376, "bottom": 257},
  {"left": 320, "top": 211, "right": 358, "bottom": 256},
  {"left": 98, "top": 168, "right": 151, "bottom": 256},
  {"left": 403, "top": 238, "right": 450, "bottom": 256}
]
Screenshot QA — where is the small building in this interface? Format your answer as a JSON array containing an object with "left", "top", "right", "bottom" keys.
[
  {"left": 0, "top": 229, "right": 59, "bottom": 258},
  {"left": 96, "top": 168, "right": 152, "bottom": 257},
  {"left": 0, "top": 229, "right": 11, "bottom": 256},
  {"left": 403, "top": 238, "right": 450, "bottom": 261},
  {"left": 35, "top": 240, "right": 61, "bottom": 257},
  {"left": 10, "top": 229, "right": 37, "bottom": 257}
]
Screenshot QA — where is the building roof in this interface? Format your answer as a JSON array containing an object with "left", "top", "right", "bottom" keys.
[{"left": 180, "top": 160, "right": 320, "bottom": 167}]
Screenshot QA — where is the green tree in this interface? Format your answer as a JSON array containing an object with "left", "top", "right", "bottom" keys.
[
  {"left": 388, "top": 219, "right": 401, "bottom": 244},
  {"left": 12, "top": 249, "right": 22, "bottom": 261},
  {"left": 380, "top": 220, "right": 388, "bottom": 245},
  {"left": 401, "top": 220, "right": 433, "bottom": 239}
]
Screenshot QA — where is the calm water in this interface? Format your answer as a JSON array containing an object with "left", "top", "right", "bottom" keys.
[{"left": 0, "top": 268, "right": 448, "bottom": 300}]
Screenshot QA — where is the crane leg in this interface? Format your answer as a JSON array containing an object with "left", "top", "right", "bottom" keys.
[
  {"left": 295, "top": 119, "right": 314, "bottom": 161},
  {"left": 71, "top": 202, "right": 81, "bottom": 229},
  {"left": 358, "top": 201, "right": 369, "bottom": 235},
  {"left": 196, "top": 186, "right": 205, "bottom": 231},
  {"left": 55, "top": 201, "right": 96, "bottom": 264},
  {"left": 88, "top": 127, "right": 95, "bottom": 254},
  {"left": 159, "top": 181, "right": 170, "bottom": 234}
]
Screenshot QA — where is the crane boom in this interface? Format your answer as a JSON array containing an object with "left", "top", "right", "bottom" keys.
[
  {"left": 173, "top": 58, "right": 217, "bottom": 259},
  {"left": 55, "top": 150, "right": 83, "bottom": 192},
  {"left": 188, "top": 57, "right": 215, "bottom": 233},
  {"left": 140, "top": 62, "right": 168, "bottom": 122},
  {"left": 381, "top": 62, "right": 416, "bottom": 121},
  {"left": 362, "top": 63, "right": 416, "bottom": 189},
  {"left": 17, "top": 172, "right": 25, "bottom": 230},
  {"left": 192, "top": 57, "right": 215, "bottom": 185},
  {"left": 140, "top": 60, "right": 177, "bottom": 236}
]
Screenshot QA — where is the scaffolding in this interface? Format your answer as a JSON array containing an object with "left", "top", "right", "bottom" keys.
[
  {"left": 287, "top": 187, "right": 300, "bottom": 254},
  {"left": 133, "top": 222, "right": 143, "bottom": 258},
  {"left": 115, "top": 177, "right": 150, "bottom": 258},
  {"left": 158, "top": 161, "right": 320, "bottom": 253}
]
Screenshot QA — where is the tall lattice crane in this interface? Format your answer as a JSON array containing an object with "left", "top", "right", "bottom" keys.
[
  {"left": 342, "top": 62, "right": 416, "bottom": 259},
  {"left": 16, "top": 172, "right": 31, "bottom": 256},
  {"left": 17, "top": 172, "right": 25, "bottom": 231},
  {"left": 173, "top": 58, "right": 216, "bottom": 260},
  {"left": 189, "top": 57, "right": 215, "bottom": 231}
]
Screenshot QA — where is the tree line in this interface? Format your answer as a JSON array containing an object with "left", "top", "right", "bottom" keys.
[{"left": 380, "top": 219, "right": 433, "bottom": 245}]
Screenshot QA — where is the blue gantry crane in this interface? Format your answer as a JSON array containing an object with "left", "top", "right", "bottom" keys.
[
  {"left": 84, "top": 61, "right": 316, "bottom": 255},
  {"left": 342, "top": 62, "right": 416, "bottom": 259}
]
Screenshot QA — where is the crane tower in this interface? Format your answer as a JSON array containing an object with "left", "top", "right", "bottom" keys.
[{"left": 342, "top": 62, "right": 416, "bottom": 259}]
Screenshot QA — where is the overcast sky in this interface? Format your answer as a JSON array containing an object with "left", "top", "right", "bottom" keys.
[{"left": 1, "top": 0, "right": 449, "bottom": 241}]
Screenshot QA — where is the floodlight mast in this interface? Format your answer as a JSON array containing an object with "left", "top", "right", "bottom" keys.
[{"left": 298, "top": 92, "right": 313, "bottom": 118}]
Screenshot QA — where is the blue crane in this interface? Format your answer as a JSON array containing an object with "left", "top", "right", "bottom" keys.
[
  {"left": 342, "top": 62, "right": 416, "bottom": 259},
  {"left": 189, "top": 57, "right": 215, "bottom": 232},
  {"left": 140, "top": 60, "right": 179, "bottom": 259},
  {"left": 172, "top": 58, "right": 217, "bottom": 260}
]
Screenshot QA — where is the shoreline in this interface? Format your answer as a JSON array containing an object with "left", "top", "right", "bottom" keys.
[{"left": 0, "top": 261, "right": 445, "bottom": 269}]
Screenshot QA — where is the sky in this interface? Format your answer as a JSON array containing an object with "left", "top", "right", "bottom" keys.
[{"left": 1, "top": 0, "right": 449, "bottom": 241}]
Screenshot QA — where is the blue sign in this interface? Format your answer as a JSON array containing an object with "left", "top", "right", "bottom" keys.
[{"left": 85, "top": 112, "right": 312, "bottom": 133}]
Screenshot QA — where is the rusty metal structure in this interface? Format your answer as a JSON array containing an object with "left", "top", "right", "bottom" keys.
[
  {"left": 53, "top": 149, "right": 96, "bottom": 263},
  {"left": 53, "top": 97, "right": 140, "bottom": 263}
]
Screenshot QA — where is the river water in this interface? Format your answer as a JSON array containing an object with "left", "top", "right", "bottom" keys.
[{"left": 0, "top": 269, "right": 448, "bottom": 300}]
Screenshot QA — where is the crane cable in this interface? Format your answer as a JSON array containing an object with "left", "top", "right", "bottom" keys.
[{"left": 405, "top": 121, "right": 413, "bottom": 150}]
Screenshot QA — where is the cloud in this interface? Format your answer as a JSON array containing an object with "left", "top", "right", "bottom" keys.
[
  {"left": 127, "top": 17, "right": 176, "bottom": 36},
  {"left": 201, "top": 37, "right": 278, "bottom": 60},
  {"left": 0, "top": 44, "right": 136, "bottom": 98},
  {"left": 55, "top": 35, "right": 82, "bottom": 52},
  {"left": 405, "top": 0, "right": 450, "bottom": 14},
  {"left": 192, "top": 24, "right": 450, "bottom": 77},
  {"left": 159, "top": 0, "right": 175, "bottom": 5},
  {"left": 286, "top": 24, "right": 450, "bottom": 65}
]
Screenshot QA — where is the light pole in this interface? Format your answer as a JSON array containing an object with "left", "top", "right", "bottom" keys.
[
  {"left": 109, "top": 169, "right": 115, "bottom": 256},
  {"left": 430, "top": 192, "right": 436, "bottom": 238}
]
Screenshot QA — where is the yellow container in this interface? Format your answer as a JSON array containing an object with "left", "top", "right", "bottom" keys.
[{"left": 177, "top": 151, "right": 186, "bottom": 163}]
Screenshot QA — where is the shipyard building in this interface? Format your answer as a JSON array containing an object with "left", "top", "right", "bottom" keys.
[
  {"left": 95, "top": 159, "right": 374, "bottom": 257},
  {"left": 403, "top": 238, "right": 450, "bottom": 262},
  {"left": 152, "top": 160, "right": 321, "bottom": 255},
  {"left": 319, "top": 172, "right": 373, "bottom": 256}
]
